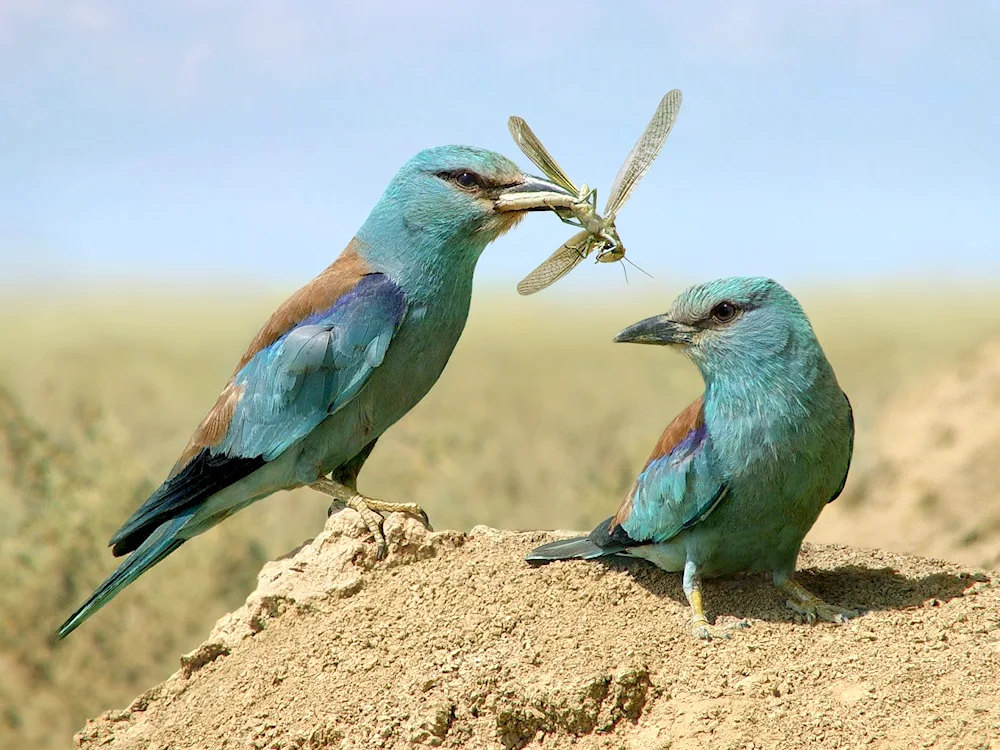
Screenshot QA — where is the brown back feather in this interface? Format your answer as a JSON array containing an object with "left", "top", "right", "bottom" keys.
[
  {"left": 170, "top": 239, "right": 373, "bottom": 476},
  {"left": 611, "top": 395, "right": 705, "bottom": 530},
  {"left": 234, "top": 238, "right": 372, "bottom": 372}
]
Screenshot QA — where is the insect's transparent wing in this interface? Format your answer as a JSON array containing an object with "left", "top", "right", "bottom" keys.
[
  {"left": 516, "top": 231, "right": 592, "bottom": 296},
  {"left": 508, "top": 116, "right": 579, "bottom": 196},
  {"left": 604, "top": 89, "right": 682, "bottom": 215}
]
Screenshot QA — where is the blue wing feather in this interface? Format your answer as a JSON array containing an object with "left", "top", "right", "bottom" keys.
[
  {"left": 526, "top": 422, "right": 728, "bottom": 563},
  {"left": 219, "top": 273, "right": 406, "bottom": 460},
  {"left": 619, "top": 422, "right": 728, "bottom": 544},
  {"left": 108, "top": 273, "right": 406, "bottom": 555}
]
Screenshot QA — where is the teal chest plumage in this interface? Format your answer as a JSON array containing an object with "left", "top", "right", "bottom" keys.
[{"left": 691, "top": 373, "right": 852, "bottom": 576}]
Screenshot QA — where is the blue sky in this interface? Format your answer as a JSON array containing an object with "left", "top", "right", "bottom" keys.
[{"left": 2, "top": 0, "right": 998, "bottom": 293}]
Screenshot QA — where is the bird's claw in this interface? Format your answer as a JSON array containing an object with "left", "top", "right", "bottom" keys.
[
  {"left": 692, "top": 622, "right": 729, "bottom": 641},
  {"left": 359, "top": 498, "right": 431, "bottom": 528},
  {"left": 785, "top": 599, "right": 859, "bottom": 625},
  {"left": 412, "top": 507, "right": 431, "bottom": 528},
  {"left": 691, "top": 616, "right": 750, "bottom": 641},
  {"left": 312, "top": 477, "right": 432, "bottom": 559},
  {"left": 779, "top": 579, "right": 859, "bottom": 625},
  {"left": 345, "top": 496, "right": 431, "bottom": 559}
]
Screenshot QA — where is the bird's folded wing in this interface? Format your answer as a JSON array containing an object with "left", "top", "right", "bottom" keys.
[
  {"left": 109, "top": 272, "right": 407, "bottom": 555},
  {"left": 609, "top": 396, "right": 728, "bottom": 545},
  {"left": 220, "top": 272, "right": 406, "bottom": 460},
  {"left": 827, "top": 392, "right": 854, "bottom": 504}
]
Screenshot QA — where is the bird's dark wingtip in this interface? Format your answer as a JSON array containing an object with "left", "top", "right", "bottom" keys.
[
  {"left": 525, "top": 535, "right": 617, "bottom": 563},
  {"left": 524, "top": 554, "right": 552, "bottom": 566},
  {"left": 109, "top": 450, "right": 265, "bottom": 556}
]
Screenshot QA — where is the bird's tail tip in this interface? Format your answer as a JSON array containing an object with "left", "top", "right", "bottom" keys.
[
  {"left": 525, "top": 535, "right": 614, "bottom": 563},
  {"left": 57, "top": 608, "right": 89, "bottom": 640},
  {"left": 56, "top": 525, "right": 187, "bottom": 639},
  {"left": 57, "top": 581, "right": 115, "bottom": 640}
]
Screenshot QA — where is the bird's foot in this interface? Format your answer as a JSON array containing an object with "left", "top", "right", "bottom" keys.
[
  {"left": 311, "top": 478, "right": 431, "bottom": 560},
  {"left": 353, "top": 497, "right": 430, "bottom": 527},
  {"left": 685, "top": 585, "right": 750, "bottom": 641},
  {"left": 338, "top": 494, "right": 431, "bottom": 560},
  {"left": 779, "top": 579, "right": 859, "bottom": 624},
  {"left": 691, "top": 615, "right": 750, "bottom": 641}
]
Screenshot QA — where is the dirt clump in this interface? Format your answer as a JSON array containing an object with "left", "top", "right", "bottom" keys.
[{"left": 76, "top": 512, "right": 1000, "bottom": 750}]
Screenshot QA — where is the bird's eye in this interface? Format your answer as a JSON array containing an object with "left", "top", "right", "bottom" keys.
[
  {"left": 711, "top": 301, "right": 739, "bottom": 324},
  {"left": 453, "top": 171, "right": 482, "bottom": 189},
  {"left": 436, "top": 169, "right": 489, "bottom": 190}
]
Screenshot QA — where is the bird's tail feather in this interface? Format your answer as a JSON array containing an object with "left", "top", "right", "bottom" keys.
[
  {"left": 57, "top": 513, "right": 191, "bottom": 639},
  {"left": 525, "top": 535, "right": 623, "bottom": 563}
]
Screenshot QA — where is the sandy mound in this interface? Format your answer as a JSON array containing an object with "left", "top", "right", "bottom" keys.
[
  {"left": 76, "top": 513, "right": 1000, "bottom": 750},
  {"left": 812, "top": 337, "right": 1000, "bottom": 570}
]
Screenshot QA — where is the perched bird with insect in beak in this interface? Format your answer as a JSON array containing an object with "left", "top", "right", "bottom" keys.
[
  {"left": 58, "top": 145, "right": 573, "bottom": 639},
  {"left": 526, "top": 277, "right": 858, "bottom": 640}
]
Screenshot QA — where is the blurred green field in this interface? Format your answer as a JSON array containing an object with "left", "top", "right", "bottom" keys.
[{"left": 3, "top": 281, "right": 1000, "bottom": 748}]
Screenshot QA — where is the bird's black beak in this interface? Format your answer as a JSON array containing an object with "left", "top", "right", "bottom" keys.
[
  {"left": 614, "top": 314, "right": 696, "bottom": 346},
  {"left": 494, "top": 173, "right": 575, "bottom": 213}
]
